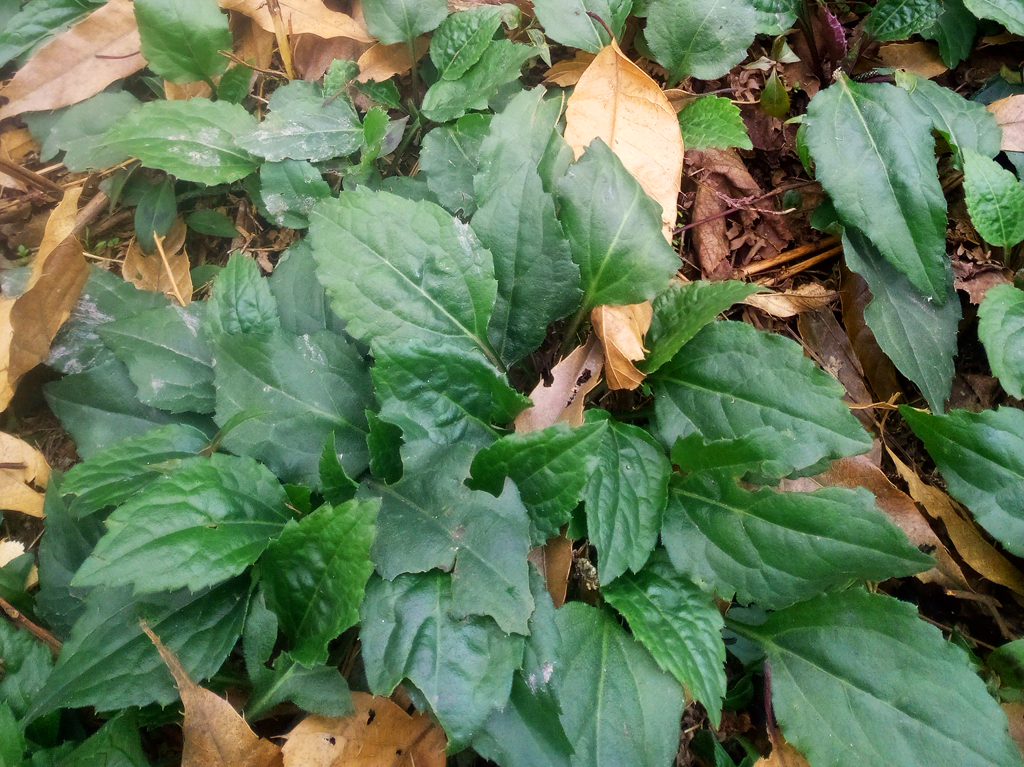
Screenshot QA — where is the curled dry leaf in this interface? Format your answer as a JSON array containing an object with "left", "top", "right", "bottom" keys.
[
  {"left": 797, "top": 309, "right": 875, "bottom": 426},
  {"left": 281, "top": 692, "right": 446, "bottom": 767},
  {"left": 218, "top": 0, "right": 373, "bottom": 43},
  {"left": 876, "top": 42, "right": 947, "bottom": 79},
  {"left": 839, "top": 265, "right": 902, "bottom": 405},
  {"left": 514, "top": 334, "right": 604, "bottom": 433},
  {"left": 528, "top": 534, "right": 573, "bottom": 607},
  {"left": 744, "top": 283, "right": 836, "bottom": 318},
  {"left": 592, "top": 303, "right": 652, "bottom": 391},
  {"left": 142, "top": 622, "right": 284, "bottom": 767},
  {"left": 0, "top": 0, "right": 145, "bottom": 120},
  {"left": 543, "top": 51, "right": 596, "bottom": 87},
  {"left": 988, "top": 95, "right": 1024, "bottom": 152},
  {"left": 122, "top": 218, "right": 193, "bottom": 306},
  {"left": 356, "top": 37, "right": 430, "bottom": 83},
  {"left": 0, "top": 432, "right": 51, "bottom": 518}
]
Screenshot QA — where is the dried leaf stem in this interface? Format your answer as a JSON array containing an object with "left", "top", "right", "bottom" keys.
[
  {"left": 153, "top": 233, "right": 188, "bottom": 307},
  {"left": 0, "top": 595, "right": 62, "bottom": 658}
]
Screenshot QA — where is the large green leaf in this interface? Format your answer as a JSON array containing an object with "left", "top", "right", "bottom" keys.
[
  {"left": 267, "top": 240, "right": 335, "bottom": 336},
  {"left": 420, "top": 114, "right": 492, "bottom": 216},
  {"left": 213, "top": 329, "right": 373, "bottom": 485},
  {"left": 901, "top": 405, "right": 1024, "bottom": 557},
  {"left": 864, "top": 0, "right": 942, "bottom": 41},
  {"left": 259, "top": 499, "right": 378, "bottom": 665},
  {"left": 0, "top": 0, "right": 103, "bottom": 69},
  {"left": 28, "top": 580, "right": 249, "bottom": 720},
  {"left": 803, "top": 77, "right": 949, "bottom": 302},
  {"left": 646, "top": 0, "right": 758, "bottom": 82},
  {"left": 40, "top": 91, "right": 141, "bottom": 173},
  {"left": 662, "top": 472, "right": 932, "bottom": 609},
  {"left": 310, "top": 191, "right": 499, "bottom": 361},
  {"left": 923, "top": 0, "right": 976, "bottom": 67},
  {"left": 555, "top": 139, "right": 679, "bottom": 311},
  {"left": 651, "top": 321, "right": 871, "bottom": 477},
  {"left": 134, "top": 0, "right": 231, "bottom": 84},
  {"left": 732, "top": 589, "right": 1024, "bottom": 767},
  {"left": 431, "top": 5, "right": 509, "bottom": 80},
  {"left": 473, "top": 87, "right": 581, "bottom": 365},
  {"left": 676, "top": 95, "right": 753, "bottom": 152},
  {"left": 420, "top": 40, "right": 535, "bottom": 124},
  {"left": 901, "top": 75, "right": 1002, "bottom": 160},
  {"left": 365, "top": 443, "right": 534, "bottom": 635},
  {"left": 98, "top": 303, "right": 214, "bottom": 414},
  {"left": 531, "top": 0, "right": 630, "bottom": 52},
  {"left": 254, "top": 160, "right": 332, "bottom": 228},
  {"left": 207, "top": 252, "right": 280, "bottom": 336},
  {"left": 979, "top": 285, "right": 1024, "bottom": 399},
  {"left": 842, "top": 227, "right": 959, "bottom": 414},
  {"left": 963, "top": 0, "right": 1024, "bottom": 34},
  {"left": 73, "top": 454, "right": 291, "bottom": 593},
  {"left": 0, "top": 619, "right": 53, "bottom": 722},
  {"left": 962, "top": 148, "right": 1024, "bottom": 247},
  {"left": 103, "top": 99, "right": 259, "bottom": 184},
  {"left": 361, "top": 0, "right": 448, "bottom": 44},
  {"left": 555, "top": 602, "right": 683, "bottom": 767},
  {"left": 602, "top": 550, "right": 726, "bottom": 726},
  {"left": 360, "top": 571, "right": 525, "bottom": 750}
]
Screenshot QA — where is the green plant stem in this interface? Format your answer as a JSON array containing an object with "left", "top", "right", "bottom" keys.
[{"left": 559, "top": 304, "right": 590, "bottom": 357}]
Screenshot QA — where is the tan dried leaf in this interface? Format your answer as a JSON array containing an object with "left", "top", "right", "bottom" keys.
[
  {"left": 356, "top": 37, "right": 429, "bottom": 83},
  {"left": 31, "top": 187, "right": 83, "bottom": 286},
  {"left": 754, "top": 734, "right": 811, "bottom": 767},
  {"left": 528, "top": 534, "right": 573, "bottom": 608},
  {"left": 165, "top": 81, "right": 214, "bottom": 101},
  {"left": 514, "top": 334, "right": 604, "bottom": 433},
  {"left": 1004, "top": 702, "right": 1024, "bottom": 759},
  {"left": 122, "top": 219, "right": 193, "bottom": 306},
  {"left": 745, "top": 283, "right": 836, "bottom": 318},
  {"left": 0, "top": 432, "right": 50, "bottom": 518},
  {"left": 232, "top": 13, "right": 276, "bottom": 70},
  {"left": 876, "top": 42, "right": 948, "bottom": 79},
  {"left": 142, "top": 623, "right": 283, "bottom": 767},
  {"left": 218, "top": 0, "right": 373, "bottom": 43},
  {"left": 0, "top": 128, "right": 38, "bottom": 164},
  {"left": 988, "top": 95, "right": 1024, "bottom": 152},
  {"left": 0, "top": 0, "right": 145, "bottom": 120},
  {"left": 563, "top": 40, "right": 684, "bottom": 240},
  {"left": 282, "top": 692, "right": 446, "bottom": 767},
  {"left": 542, "top": 51, "right": 596, "bottom": 87},
  {"left": 293, "top": 34, "right": 371, "bottom": 81},
  {"left": 591, "top": 303, "right": 652, "bottom": 391}
]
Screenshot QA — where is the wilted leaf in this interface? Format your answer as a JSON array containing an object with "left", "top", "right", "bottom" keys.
[
  {"left": 0, "top": 432, "right": 50, "bottom": 518},
  {"left": 745, "top": 284, "right": 837, "bottom": 318},
  {"left": 877, "top": 42, "right": 948, "bottom": 78},
  {"left": 514, "top": 334, "right": 604, "bottom": 432},
  {"left": 0, "top": 0, "right": 145, "bottom": 120},
  {"left": 988, "top": 95, "right": 1024, "bottom": 152},
  {"left": 591, "top": 303, "right": 651, "bottom": 391},
  {"left": 527, "top": 534, "right": 573, "bottom": 607},
  {"left": 356, "top": 37, "right": 430, "bottom": 83},
  {"left": 543, "top": 50, "right": 595, "bottom": 86},
  {"left": 121, "top": 219, "right": 193, "bottom": 306},
  {"left": 281, "top": 692, "right": 446, "bottom": 767},
  {"left": 218, "top": 0, "right": 372, "bottom": 42}
]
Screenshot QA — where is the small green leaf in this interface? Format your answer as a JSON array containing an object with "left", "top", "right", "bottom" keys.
[
  {"left": 988, "top": 638, "right": 1024, "bottom": 690},
  {"left": 103, "top": 99, "right": 259, "bottom": 184},
  {"left": 751, "top": 0, "right": 800, "bottom": 34},
  {"left": 40, "top": 91, "right": 140, "bottom": 172},
  {"left": 864, "top": 0, "right": 942, "bottom": 41},
  {"left": 421, "top": 40, "right": 535, "bottom": 123},
  {"left": 260, "top": 499, "right": 378, "bottom": 665},
  {"left": 361, "top": 0, "right": 448, "bottom": 44},
  {"left": 217, "top": 63, "right": 253, "bottom": 103},
  {"left": 320, "top": 432, "right": 358, "bottom": 505},
  {"left": 663, "top": 472, "right": 932, "bottom": 609},
  {"left": 186, "top": 209, "right": 239, "bottom": 237},
  {"left": 420, "top": 114, "right": 492, "bottom": 215},
  {"left": 0, "top": 619, "right": 53, "bottom": 722},
  {"left": 555, "top": 139, "right": 679, "bottom": 311},
  {"left": 355, "top": 79, "right": 403, "bottom": 110},
  {"left": 134, "top": 177, "right": 176, "bottom": 254},
  {"left": 733, "top": 589, "right": 1024, "bottom": 767},
  {"left": 207, "top": 252, "right": 280, "bottom": 336},
  {"left": 901, "top": 405, "right": 1024, "bottom": 558},
  {"left": 431, "top": 5, "right": 508, "bottom": 80},
  {"left": 254, "top": 159, "right": 332, "bottom": 228},
  {"left": 760, "top": 69, "right": 790, "bottom": 118},
  {"left": 677, "top": 96, "right": 753, "bottom": 151},
  {"left": 360, "top": 571, "right": 525, "bottom": 750},
  {"left": 963, "top": 0, "right": 1024, "bottom": 35},
  {"left": 646, "top": 0, "right": 758, "bottom": 82},
  {"left": 0, "top": 703, "right": 24, "bottom": 766},
  {"left": 268, "top": 240, "right": 335, "bottom": 336},
  {"left": 602, "top": 550, "right": 726, "bottom": 726},
  {"left": 962, "top": 148, "right": 1024, "bottom": 248},
  {"left": 531, "top": 0, "right": 630, "bottom": 52},
  {"left": 0, "top": 0, "right": 104, "bottom": 69},
  {"left": 923, "top": 0, "right": 976, "bottom": 67},
  {"left": 979, "top": 285, "right": 1024, "bottom": 399},
  {"left": 134, "top": 0, "right": 231, "bottom": 84},
  {"left": 59, "top": 710, "right": 150, "bottom": 767}
]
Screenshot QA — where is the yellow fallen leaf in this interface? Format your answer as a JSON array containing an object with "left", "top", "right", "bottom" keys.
[
  {"left": 281, "top": 692, "right": 446, "bottom": 767},
  {"left": 542, "top": 51, "right": 596, "bottom": 87},
  {"left": 165, "top": 81, "right": 214, "bottom": 101},
  {"left": 0, "top": 128, "right": 38, "bottom": 164},
  {"left": 877, "top": 42, "right": 948, "bottom": 79},
  {"left": 563, "top": 39, "right": 684, "bottom": 240},
  {"left": 591, "top": 303, "right": 652, "bottom": 391},
  {"left": 988, "top": 95, "right": 1024, "bottom": 152},
  {"left": 356, "top": 37, "right": 430, "bottom": 83},
  {"left": 218, "top": 0, "right": 373, "bottom": 43},
  {"left": 31, "top": 187, "right": 83, "bottom": 286},
  {"left": 745, "top": 284, "right": 837, "bottom": 318},
  {"left": 514, "top": 335, "right": 604, "bottom": 433},
  {"left": 122, "top": 219, "right": 193, "bottom": 306},
  {"left": 754, "top": 731, "right": 811, "bottom": 767},
  {"left": 232, "top": 13, "right": 277, "bottom": 71},
  {"left": 0, "top": 432, "right": 50, "bottom": 518},
  {"left": 0, "top": 0, "right": 145, "bottom": 120}
]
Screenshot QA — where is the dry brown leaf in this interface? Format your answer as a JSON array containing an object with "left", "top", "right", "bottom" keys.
[
  {"left": 142, "top": 622, "right": 283, "bottom": 767},
  {"left": 293, "top": 34, "right": 372, "bottom": 81},
  {"left": 876, "top": 42, "right": 948, "bottom": 79},
  {"left": 988, "top": 95, "right": 1024, "bottom": 152},
  {"left": 514, "top": 335, "right": 604, "bottom": 433},
  {"left": 889, "top": 447, "right": 1024, "bottom": 596},
  {"left": 591, "top": 303, "right": 651, "bottom": 391},
  {"left": 1, "top": 129, "right": 38, "bottom": 164},
  {"left": 219, "top": 0, "right": 373, "bottom": 43},
  {"left": 122, "top": 219, "right": 193, "bottom": 306},
  {"left": 745, "top": 283, "right": 835, "bottom": 318},
  {"left": 0, "top": 0, "right": 145, "bottom": 120},
  {"left": 542, "top": 51, "right": 596, "bottom": 86},
  {"left": 31, "top": 187, "right": 83, "bottom": 285},
  {"left": 839, "top": 265, "right": 902, "bottom": 405},
  {"left": 798, "top": 309, "right": 874, "bottom": 427},
  {"left": 232, "top": 13, "right": 277, "bottom": 70},
  {"left": 563, "top": 39, "right": 683, "bottom": 240},
  {"left": 528, "top": 534, "right": 573, "bottom": 607},
  {"left": 356, "top": 37, "right": 429, "bottom": 83},
  {"left": 0, "top": 432, "right": 50, "bottom": 518},
  {"left": 1004, "top": 702, "right": 1024, "bottom": 759},
  {"left": 281, "top": 692, "right": 446, "bottom": 767},
  {"left": 754, "top": 731, "right": 811, "bottom": 767},
  {"left": 165, "top": 80, "right": 214, "bottom": 101},
  {"left": 663, "top": 88, "right": 696, "bottom": 113}
]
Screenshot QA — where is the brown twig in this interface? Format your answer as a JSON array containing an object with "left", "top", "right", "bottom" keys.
[
  {"left": 737, "top": 236, "right": 841, "bottom": 277},
  {"left": 0, "top": 156, "right": 64, "bottom": 198},
  {"left": 72, "top": 192, "right": 109, "bottom": 238},
  {"left": 153, "top": 233, "right": 187, "bottom": 307},
  {"left": 761, "top": 244, "right": 844, "bottom": 284},
  {"left": 0, "top": 595, "right": 62, "bottom": 658}
]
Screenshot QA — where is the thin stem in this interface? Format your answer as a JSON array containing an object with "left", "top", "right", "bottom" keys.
[
  {"left": 559, "top": 304, "right": 590, "bottom": 358},
  {"left": 0, "top": 596, "right": 61, "bottom": 658}
]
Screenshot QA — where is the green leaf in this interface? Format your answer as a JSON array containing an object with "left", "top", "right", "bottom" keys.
[
  {"left": 583, "top": 413, "right": 670, "bottom": 586},
  {"left": 751, "top": 0, "right": 800, "bottom": 34},
  {"left": 963, "top": 0, "right": 1024, "bottom": 34},
  {"left": 310, "top": 191, "right": 498, "bottom": 360},
  {"left": 319, "top": 432, "right": 358, "bottom": 505},
  {"left": 208, "top": 252, "right": 280, "bottom": 336},
  {"left": 73, "top": 454, "right": 290, "bottom": 593},
  {"left": 361, "top": 0, "right": 448, "bottom": 44},
  {"left": 0, "top": 619, "right": 53, "bottom": 722},
  {"left": 962, "top": 148, "right": 1024, "bottom": 248},
  {"left": 217, "top": 63, "right": 253, "bottom": 104},
  {"left": 366, "top": 443, "right": 534, "bottom": 635},
  {"left": 367, "top": 409, "right": 404, "bottom": 484},
  {"left": 431, "top": 5, "right": 508, "bottom": 80},
  {"left": 664, "top": 472, "right": 932, "bottom": 609},
  {"left": 236, "top": 81, "right": 363, "bottom": 162},
  {"left": 134, "top": 177, "right": 176, "bottom": 254},
  {"left": 677, "top": 95, "right": 753, "bottom": 151},
  {"left": 646, "top": 0, "right": 758, "bottom": 83},
  {"left": 901, "top": 405, "right": 1024, "bottom": 558},
  {"left": 213, "top": 329, "right": 373, "bottom": 486},
  {"left": 531, "top": 0, "right": 631, "bottom": 52},
  {"left": 0, "top": 703, "right": 24, "bottom": 767},
  {"left": 267, "top": 240, "right": 335, "bottom": 336},
  {"left": 988, "top": 638, "right": 1024, "bottom": 690},
  {"left": 253, "top": 160, "right": 332, "bottom": 228},
  {"left": 555, "top": 139, "right": 679, "bottom": 311},
  {"left": 372, "top": 340, "right": 529, "bottom": 447},
  {"left": 0, "top": 0, "right": 103, "bottom": 69},
  {"left": 186, "top": 209, "right": 239, "bottom": 238},
  {"left": 901, "top": 75, "right": 1002, "bottom": 161},
  {"left": 103, "top": 99, "right": 259, "bottom": 184},
  {"left": 360, "top": 571, "right": 525, "bottom": 750},
  {"left": 864, "top": 0, "right": 942, "bottom": 41},
  {"left": 651, "top": 321, "right": 872, "bottom": 477},
  {"left": 670, "top": 428, "right": 795, "bottom": 479},
  {"left": 28, "top": 580, "right": 249, "bottom": 720},
  {"left": 555, "top": 602, "right": 684, "bottom": 767},
  {"left": 60, "top": 710, "right": 150, "bottom": 767},
  {"left": 259, "top": 499, "right": 378, "bottom": 665},
  {"left": 98, "top": 303, "right": 214, "bottom": 414},
  {"left": 354, "top": 78, "right": 403, "bottom": 110},
  {"left": 733, "top": 589, "right": 1024, "bottom": 767},
  {"left": 842, "top": 227, "right": 959, "bottom": 414},
  {"left": 644, "top": 280, "right": 762, "bottom": 374},
  {"left": 803, "top": 76, "right": 949, "bottom": 302},
  {"left": 923, "top": 0, "right": 977, "bottom": 67},
  {"left": 134, "top": 0, "right": 231, "bottom": 84},
  {"left": 40, "top": 91, "right": 141, "bottom": 172},
  {"left": 470, "top": 420, "right": 606, "bottom": 544},
  {"left": 602, "top": 550, "right": 726, "bottom": 726},
  {"left": 421, "top": 40, "right": 535, "bottom": 123},
  {"left": 979, "top": 285, "right": 1024, "bottom": 399},
  {"left": 420, "top": 113, "right": 492, "bottom": 216}
]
